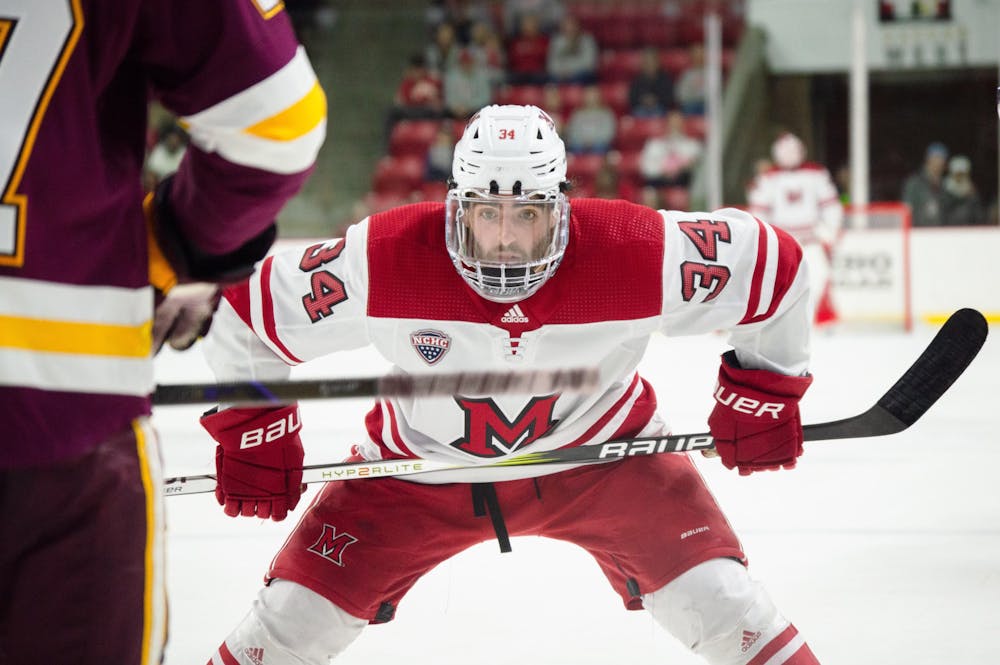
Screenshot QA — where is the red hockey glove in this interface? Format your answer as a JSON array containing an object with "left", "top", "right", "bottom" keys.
[
  {"left": 707, "top": 351, "right": 813, "bottom": 476},
  {"left": 200, "top": 405, "right": 305, "bottom": 521}
]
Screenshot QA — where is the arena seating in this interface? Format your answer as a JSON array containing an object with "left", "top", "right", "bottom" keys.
[{"left": 362, "top": 1, "right": 744, "bottom": 213}]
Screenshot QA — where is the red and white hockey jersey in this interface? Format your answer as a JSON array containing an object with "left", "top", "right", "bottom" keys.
[
  {"left": 746, "top": 163, "right": 844, "bottom": 246},
  {"left": 204, "top": 199, "right": 810, "bottom": 482}
]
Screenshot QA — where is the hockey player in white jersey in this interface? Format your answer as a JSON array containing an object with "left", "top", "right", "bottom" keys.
[
  {"left": 746, "top": 132, "right": 844, "bottom": 326},
  {"left": 199, "top": 105, "right": 822, "bottom": 664}
]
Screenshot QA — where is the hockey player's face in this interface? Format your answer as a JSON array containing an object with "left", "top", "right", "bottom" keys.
[{"left": 467, "top": 200, "right": 554, "bottom": 263}]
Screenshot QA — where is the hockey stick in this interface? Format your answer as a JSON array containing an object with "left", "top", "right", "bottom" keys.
[
  {"left": 163, "top": 308, "right": 988, "bottom": 496},
  {"left": 152, "top": 366, "right": 599, "bottom": 406}
]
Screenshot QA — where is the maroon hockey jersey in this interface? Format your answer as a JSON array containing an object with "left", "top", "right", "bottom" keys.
[{"left": 0, "top": 0, "right": 326, "bottom": 467}]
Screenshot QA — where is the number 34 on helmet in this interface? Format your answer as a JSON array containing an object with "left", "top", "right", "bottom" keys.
[{"left": 445, "top": 104, "right": 571, "bottom": 303}]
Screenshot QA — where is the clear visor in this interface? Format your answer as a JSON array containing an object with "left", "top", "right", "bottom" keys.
[{"left": 445, "top": 187, "right": 570, "bottom": 302}]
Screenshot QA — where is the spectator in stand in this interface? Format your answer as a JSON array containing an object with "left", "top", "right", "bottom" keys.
[
  {"left": 426, "top": 0, "right": 494, "bottom": 43},
  {"left": 444, "top": 48, "right": 494, "bottom": 119},
  {"left": 564, "top": 84, "right": 616, "bottom": 154},
  {"left": 392, "top": 53, "right": 445, "bottom": 116},
  {"left": 506, "top": 13, "right": 550, "bottom": 85},
  {"left": 546, "top": 15, "right": 598, "bottom": 84},
  {"left": 469, "top": 20, "right": 507, "bottom": 88},
  {"left": 902, "top": 141, "right": 949, "bottom": 227},
  {"left": 503, "top": 0, "right": 565, "bottom": 35},
  {"left": 942, "top": 155, "right": 986, "bottom": 226},
  {"left": 426, "top": 21, "right": 460, "bottom": 76},
  {"left": 628, "top": 47, "right": 675, "bottom": 118},
  {"left": 638, "top": 109, "right": 703, "bottom": 188},
  {"left": 425, "top": 122, "right": 456, "bottom": 182},
  {"left": 143, "top": 123, "right": 188, "bottom": 191},
  {"left": 384, "top": 54, "right": 445, "bottom": 142},
  {"left": 675, "top": 43, "right": 707, "bottom": 115}
]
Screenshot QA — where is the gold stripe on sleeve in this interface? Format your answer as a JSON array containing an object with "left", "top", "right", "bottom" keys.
[{"left": 243, "top": 81, "right": 326, "bottom": 141}]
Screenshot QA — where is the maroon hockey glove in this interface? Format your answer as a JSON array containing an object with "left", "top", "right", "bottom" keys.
[
  {"left": 200, "top": 405, "right": 305, "bottom": 521},
  {"left": 707, "top": 351, "right": 813, "bottom": 476}
]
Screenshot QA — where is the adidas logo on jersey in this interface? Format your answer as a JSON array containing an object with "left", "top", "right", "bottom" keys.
[
  {"left": 243, "top": 647, "right": 265, "bottom": 665},
  {"left": 740, "top": 630, "right": 762, "bottom": 653},
  {"left": 501, "top": 304, "right": 529, "bottom": 324}
]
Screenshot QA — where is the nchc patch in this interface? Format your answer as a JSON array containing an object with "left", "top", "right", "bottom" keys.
[{"left": 410, "top": 329, "right": 451, "bottom": 365}]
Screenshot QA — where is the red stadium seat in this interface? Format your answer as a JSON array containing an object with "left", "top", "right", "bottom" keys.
[
  {"left": 388, "top": 119, "right": 441, "bottom": 158},
  {"left": 660, "top": 48, "right": 693, "bottom": 77},
  {"left": 616, "top": 149, "right": 643, "bottom": 188},
  {"left": 451, "top": 120, "right": 467, "bottom": 144},
  {"left": 637, "top": 17, "right": 677, "bottom": 48},
  {"left": 495, "top": 84, "right": 544, "bottom": 107},
  {"left": 597, "top": 49, "right": 643, "bottom": 82},
  {"left": 557, "top": 84, "right": 586, "bottom": 113},
  {"left": 683, "top": 114, "right": 707, "bottom": 140},
  {"left": 677, "top": 13, "right": 704, "bottom": 45},
  {"left": 371, "top": 155, "right": 425, "bottom": 197},
  {"left": 419, "top": 180, "right": 449, "bottom": 202},
  {"left": 566, "top": 152, "right": 604, "bottom": 188},
  {"left": 592, "top": 20, "right": 634, "bottom": 50},
  {"left": 615, "top": 115, "right": 667, "bottom": 151},
  {"left": 598, "top": 80, "right": 630, "bottom": 116}
]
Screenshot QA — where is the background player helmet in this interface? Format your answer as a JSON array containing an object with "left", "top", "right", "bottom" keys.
[
  {"left": 771, "top": 132, "right": 806, "bottom": 170},
  {"left": 446, "top": 104, "right": 570, "bottom": 302}
]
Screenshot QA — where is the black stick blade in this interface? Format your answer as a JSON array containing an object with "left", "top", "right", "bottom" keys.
[
  {"left": 804, "top": 308, "right": 988, "bottom": 442},
  {"left": 875, "top": 308, "right": 988, "bottom": 427}
]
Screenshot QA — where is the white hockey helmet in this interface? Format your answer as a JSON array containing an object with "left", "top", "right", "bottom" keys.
[
  {"left": 771, "top": 132, "right": 806, "bottom": 170},
  {"left": 446, "top": 104, "right": 570, "bottom": 303}
]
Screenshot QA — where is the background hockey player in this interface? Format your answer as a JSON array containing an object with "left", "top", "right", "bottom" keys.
[
  {"left": 746, "top": 132, "right": 844, "bottom": 326},
  {"left": 198, "top": 105, "right": 821, "bottom": 665},
  {"left": 0, "top": 2, "right": 326, "bottom": 662}
]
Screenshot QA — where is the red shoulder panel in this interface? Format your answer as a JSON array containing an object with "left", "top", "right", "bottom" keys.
[{"left": 366, "top": 202, "right": 487, "bottom": 322}]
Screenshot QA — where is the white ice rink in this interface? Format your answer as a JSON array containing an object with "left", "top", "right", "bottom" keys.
[{"left": 155, "top": 320, "right": 999, "bottom": 665}]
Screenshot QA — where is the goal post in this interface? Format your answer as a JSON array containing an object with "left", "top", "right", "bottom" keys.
[{"left": 830, "top": 202, "right": 913, "bottom": 331}]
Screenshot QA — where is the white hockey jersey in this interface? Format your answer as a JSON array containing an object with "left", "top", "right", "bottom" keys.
[
  {"left": 746, "top": 163, "right": 844, "bottom": 246},
  {"left": 203, "top": 199, "right": 811, "bottom": 482}
]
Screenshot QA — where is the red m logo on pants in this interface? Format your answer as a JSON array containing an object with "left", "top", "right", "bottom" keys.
[{"left": 307, "top": 524, "right": 358, "bottom": 566}]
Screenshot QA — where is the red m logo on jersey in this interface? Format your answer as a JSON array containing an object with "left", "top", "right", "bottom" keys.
[
  {"left": 307, "top": 524, "right": 358, "bottom": 567},
  {"left": 450, "top": 395, "right": 560, "bottom": 458}
]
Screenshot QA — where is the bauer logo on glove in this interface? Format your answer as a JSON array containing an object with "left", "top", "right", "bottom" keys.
[
  {"left": 239, "top": 410, "right": 301, "bottom": 449},
  {"left": 707, "top": 350, "right": 813, "bottom": 476},
  {"left": 712, "top": 386, "right": 787, "bottom": 419}
]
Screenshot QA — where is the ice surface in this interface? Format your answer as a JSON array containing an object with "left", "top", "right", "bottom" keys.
[{"left": 156, "top": 322, "right": 999, "bottom": 664}]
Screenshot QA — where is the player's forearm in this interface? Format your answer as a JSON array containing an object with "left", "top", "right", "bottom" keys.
[
  {"left": 201, "top": 300, "right": 294, "bottom": 383},
  {"left": 167, "top": 148, "right": 312, "bottom": 256},
  {"left": 729, "top": 276, "right": 812, "bottom": 377}
]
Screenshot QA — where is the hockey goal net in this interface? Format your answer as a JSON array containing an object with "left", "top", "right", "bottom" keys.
[{"left": 829, "top": 202, "right": 912, "bottom": 331}]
